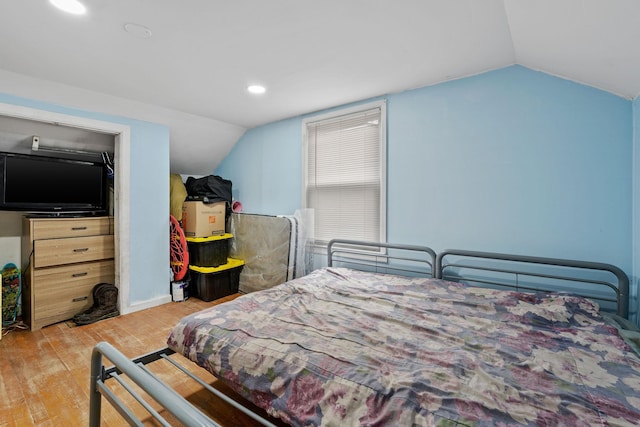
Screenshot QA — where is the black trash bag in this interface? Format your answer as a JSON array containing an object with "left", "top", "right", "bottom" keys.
[{"left": 185, "top": 175, "right": 232, "bottom": 205}]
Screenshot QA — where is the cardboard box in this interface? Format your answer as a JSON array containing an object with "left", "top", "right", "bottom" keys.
[{"left": 182, "top": 201, "right": 225, "bottom": 237}]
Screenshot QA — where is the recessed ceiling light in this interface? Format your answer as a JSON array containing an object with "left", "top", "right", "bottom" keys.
[
  {"left": 124, "top": 23, "right": 153, "bottom": 39},
  {"left": 247, "top": 85, "right": 266, "bottom": 95},
  {"left": 49, "top": 0, "right": 87, "bottom": 15}
]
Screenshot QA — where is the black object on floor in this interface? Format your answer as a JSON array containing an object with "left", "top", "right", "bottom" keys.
[{"left": 73, "top": 283, "right": 119, "bottom": 325}]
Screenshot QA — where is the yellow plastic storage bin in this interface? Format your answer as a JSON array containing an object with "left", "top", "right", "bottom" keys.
[
  {"left": 189, "top": 258, "right": 244, "bottom": 302},
  {"left": 186, "top": 233, "right": 233, "bottom": 267}
]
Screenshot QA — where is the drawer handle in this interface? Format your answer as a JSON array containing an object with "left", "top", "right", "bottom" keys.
[
  {"left": 73, "top": 248, "right": 89, "bottom": 253},
  {"left": 72, "top": 296, "right": 88, "bottom": 302},
  {"left": 72, "top": 226, "right": 88, "bottom": 231},
  {"left": 72, "top": 272, "right": 88, "bottom": 277}
]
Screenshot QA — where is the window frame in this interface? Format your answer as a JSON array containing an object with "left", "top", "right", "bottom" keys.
[{"left": 302, "top": 100, "right": 387, "bottom": 251}]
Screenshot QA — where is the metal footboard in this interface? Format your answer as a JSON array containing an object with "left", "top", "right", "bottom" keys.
[{"left": 89, "top": 342, "right": 277, "bottom": 427}]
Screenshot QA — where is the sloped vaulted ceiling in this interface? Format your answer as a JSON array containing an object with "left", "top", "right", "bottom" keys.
[
  {"left": 506, "top": 0, "right": 640, "bottom": 99},
  {"left": 0, "top": 0, "right": 638, "bottom": 173}
]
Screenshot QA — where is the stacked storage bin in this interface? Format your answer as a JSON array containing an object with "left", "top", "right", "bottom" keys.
[{"left": 186, "top": 233, "right": 244, "bottom": 301}]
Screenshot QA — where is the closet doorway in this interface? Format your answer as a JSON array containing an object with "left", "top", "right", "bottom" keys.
[{"left": 0, "top": 102, "right": 131, "bottom": 315}]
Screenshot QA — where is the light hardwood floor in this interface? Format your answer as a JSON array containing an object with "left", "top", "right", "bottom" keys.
[{"left": 0, "top": 295, "right": 286, "bottom": 427}]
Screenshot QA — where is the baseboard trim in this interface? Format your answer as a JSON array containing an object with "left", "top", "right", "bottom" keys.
[{"left": 123, "top": 294, "right": 172, "bottom": 315}]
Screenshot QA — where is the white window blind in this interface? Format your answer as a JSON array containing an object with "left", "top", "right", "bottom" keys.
[{"left": 304, "top": 102, "right": 386, "bottom": 246}]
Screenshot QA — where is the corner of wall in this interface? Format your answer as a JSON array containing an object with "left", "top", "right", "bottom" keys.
[{"left": 632, "top": 96, "right": 640, "bottom": 325}]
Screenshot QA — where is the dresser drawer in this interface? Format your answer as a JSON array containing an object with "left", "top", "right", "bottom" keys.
[
  {"left": 31, "top": 217, "right": 113, "bottom": 240},
  {"left": 34, "top": 235, "right": 114, "bottom": 268},
  {"left": 32, "top": 260, "right": 115, "bottom": 323},
  {"left": 22, "top": 216, "right": 116, "bottom": 330}
]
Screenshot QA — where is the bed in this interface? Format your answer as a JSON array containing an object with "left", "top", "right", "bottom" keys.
[{"left": 90, "top": 240, "right": 640, "bottom": 426}]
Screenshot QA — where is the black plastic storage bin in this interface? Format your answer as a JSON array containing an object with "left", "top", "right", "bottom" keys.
[
  {"left": 186, "top": 233, "right": 233, "bottom": 267},
  {"left": 189, "top": 258, "right": 244, "bottom": 302}
]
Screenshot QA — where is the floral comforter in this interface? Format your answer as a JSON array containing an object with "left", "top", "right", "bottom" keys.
[{"left": 167, "top": 267, "right": 640, "bottom": 426}]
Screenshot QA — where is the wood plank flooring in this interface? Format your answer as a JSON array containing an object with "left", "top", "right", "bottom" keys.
[{"left": 0, "top": 295, "right": 287, "bottom": 427}]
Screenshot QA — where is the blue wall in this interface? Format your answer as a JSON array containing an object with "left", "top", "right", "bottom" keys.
[
  {"left": 217, "top": 119, "right": 302, "bottom": 215},
  {"left": 0, "top": 93, "right": 170, "bottom": 307},
  {"left": 216, "top": 65, "right": 634, "bottom": 315}
]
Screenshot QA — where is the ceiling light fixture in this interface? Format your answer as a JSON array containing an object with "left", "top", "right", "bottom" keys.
[
  {"left": 247, "top": 85, "right": 266, "bottom": 95},
  {"left": 124, "top": 23, "right": 153, "bottom": 39},
  {"left": 49, "top": 0, "right": 87, "bottom": 15}
]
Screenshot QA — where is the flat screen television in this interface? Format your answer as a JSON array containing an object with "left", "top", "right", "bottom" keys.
[{"left": 0, "top": 151, "right": 108, "bottom": 214}]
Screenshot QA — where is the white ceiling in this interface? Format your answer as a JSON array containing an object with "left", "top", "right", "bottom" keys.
[{"left": 0, "top": 0, "right": 639, "bottom": 173}]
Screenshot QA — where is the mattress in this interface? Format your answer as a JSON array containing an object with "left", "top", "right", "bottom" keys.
[
  {"left": 227, "top": 213, "right": 300, "bottom": 294},
  {"left": 167, "top": 267, "right": 640, "bottom": 426}
]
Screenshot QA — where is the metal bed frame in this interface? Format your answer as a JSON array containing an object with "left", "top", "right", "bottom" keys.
[
  {"left": 436, "top": 248, "right": 629, "bottom": 319},
  {"left": 326, "top": 239, "right": 437, "bottom": 277},
  {"left": 89, "top": 240, "right": 632, "bottom": 426}
]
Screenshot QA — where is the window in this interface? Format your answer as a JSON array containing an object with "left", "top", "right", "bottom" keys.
[{"left": 303, "top": 101, "right": 386, "bottom": 247}]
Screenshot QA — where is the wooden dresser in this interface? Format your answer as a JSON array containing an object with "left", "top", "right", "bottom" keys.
[{"left": 21, "top": 216, "right": 115, "bottom": 330}]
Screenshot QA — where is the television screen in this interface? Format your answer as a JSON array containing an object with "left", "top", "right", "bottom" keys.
[{"left": 0, "top": 152, "right": 107, "bottom": 212}]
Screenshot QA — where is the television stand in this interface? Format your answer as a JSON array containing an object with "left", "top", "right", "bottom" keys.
[{"left": 26, "top": 211, "right": 108, "bottom": 219}]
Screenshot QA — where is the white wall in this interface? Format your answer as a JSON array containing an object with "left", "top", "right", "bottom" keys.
[
  {"left": 0, "top": 69, "right": 245, "bottom": 174},
  {"left": 0, "top": 211, "right": 22, "bottom": 268}
]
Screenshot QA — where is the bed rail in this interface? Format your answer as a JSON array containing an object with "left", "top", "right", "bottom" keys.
[
  {"left": 90, "top": 341, "right": 277, "bottom": 427},
  {"left": 327, "top": 239, "right": 436, "bottom": 277},
  {"left": 436, "top": 249, "right": 630, "bottom": 319}
]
